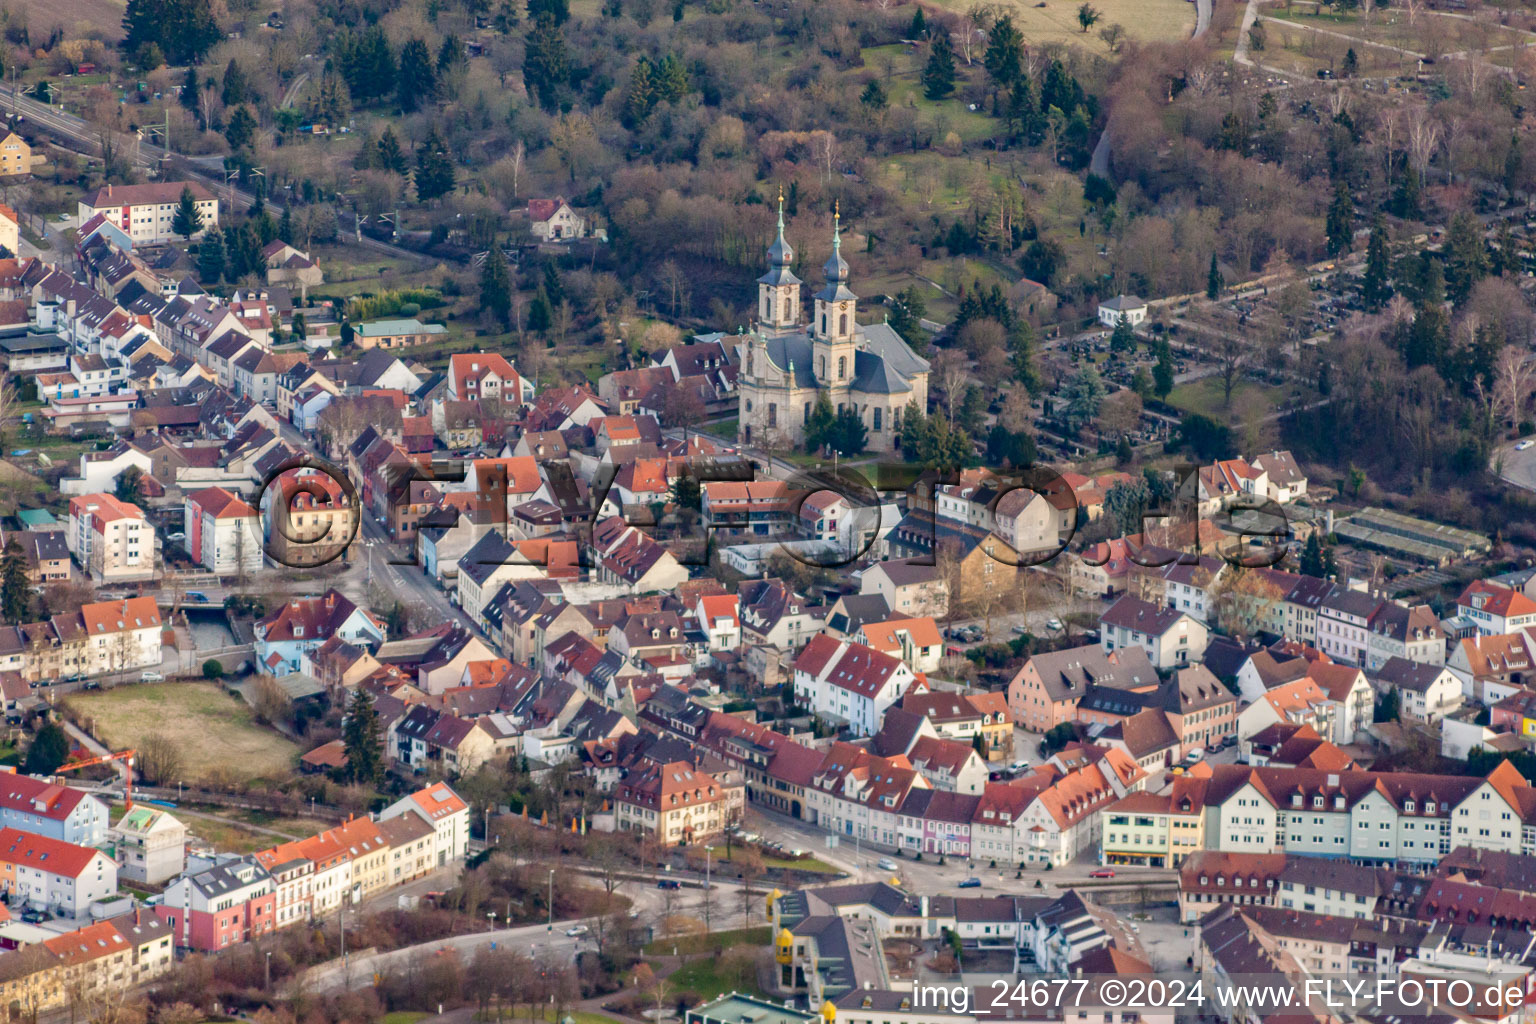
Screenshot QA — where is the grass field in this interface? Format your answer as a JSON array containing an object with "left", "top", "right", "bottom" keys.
[
  {"left": 928, "top": 0, "right": 1196, "bottom": 53},
  {"left": 644, "top": 926, "right": 772, "bottom": 957},
  {"left": 1165, "top": 377, "right": 1285, "bottom": 423},
  {"left": 666, "top": 956, "right": 768, "bottom": 1001},
  {"left": 70, "top": 683, "right": 299, "bottom": 784}
]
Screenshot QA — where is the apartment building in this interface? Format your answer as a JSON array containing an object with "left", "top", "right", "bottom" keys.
[
  {"left": 66, "top": 493, "right": 153, "bottom": 583},
  {"left": 158, "top": 857, "right": 276, "bottom": 951},
  {"left": 77, "top": 182, "right": 218, "bottom": 246},
  {"left": 615, "top": 760, "right": 746, "bottom": 844},
  {"left": 184, "top": 486, "right": 262, "bottom": 576}
]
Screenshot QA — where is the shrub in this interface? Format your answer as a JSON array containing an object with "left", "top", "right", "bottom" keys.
[{"left": 202, "top": 660, "right": 223, "bottom": 680}]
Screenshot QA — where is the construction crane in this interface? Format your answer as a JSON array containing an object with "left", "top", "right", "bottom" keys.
[{"left": 54, "top": 749, "right": 137, "bottom": 809}]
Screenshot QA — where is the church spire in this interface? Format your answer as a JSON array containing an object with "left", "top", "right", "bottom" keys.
[{"left": 823, "top": 200, "right": 849, "bottom": 286}]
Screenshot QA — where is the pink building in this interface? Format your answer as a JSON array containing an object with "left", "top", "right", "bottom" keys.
[{"left": 157, "top": 857, "right": 275, "bottom": 951}]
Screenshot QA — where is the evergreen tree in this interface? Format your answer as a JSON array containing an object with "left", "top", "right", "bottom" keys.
[
  {"left": 983, "top": 16, "right": 1025, "bottom": 91},
  {"left": 1006, "top": 76, "right": 1045, "bottom": 144},
  {"left": 1299, "top": 532, "right": 1325, "bottom": 577},
  {"left": 1061, "top": 365, "right": 1105, "bottom": 436},
  {"left": 1361, "top": 217, "right": 1391, "bottom": 310},
  {"left": 338, "top": 26, "right": 395, "bottom": 103},
  {"left": 653, "top": 53, "right": 688, "bottom": 103},
  {"left": 196, "top": 226, "right": 226, "bottom": 282},
  {"left": 542, "top": 261, "right": 566, "bottom": 309},
  {"left": 804, "top": 393, "right": 835, "bottom": 453},
  {"left": 479, "top": 244, "right": 512, "bottom": 327},
  {"left": 437, "top": 34, "right": 466, "bottom": 73},
  {"left": 528, "top": 286, "right": 552, "bottom": 333},
  {"left": 1443, "top": 210, "right": 1489, "bottom": 305},
  {"left": 0, "top": 539, "right": 29, "bottom": 624},
  {"left": 377, "top": 127, "right": 408, "bottom": 174},
  {"left": 1390, "top": 165, "right": 1421, "bottom": 219},
  {"left": 123, "top": 0, "right": 221, "bottom": 65},
  {"left": 342, "top": 687, "right": 383, "bottom": 786},
  {"left": 829, "top": 406, "right": 868, "bottom": 456},
  {"left": 523, "top": 14, "right": 569, "bottom": 112},
  {"left": 23, "top": 721, "right": 70, "bottom": 775},
  {"left": 908, "top": 6, "right": 927, "bottom": 38},
  {"left": 414, "top": 130, "right": 455, "bottom": 202},
  {"left": 622, "top": 56, "right": 656, "bottom": 128},
  {"left": 1206, "top": 253, "right": 1223, "bottom": 300},
  {"left": 1341, "top": 47, "right": 1358, "bottom": 76},
  {"left": 278, "top": 206, "right": 294, "bottom": 245},
  {"left": 1493, "top": 220, "right": 1520, "bottom": 278},
  {"left": 180, "top": 65, "right": 198, "bottom": 109},
  {"left": 1325, "top": 180, "right": 1354, "bottom": 257},
  {"left": 170, "top": 185, "right": 204, "bottom": 242},
  {"left": 1373, "top": 687, "right": 1401, "bottom": 723},
  {"left": 396, "top": 37, "right": 438, "bottom": 112},
  {"left": 887, "top": 285, "right": 927, "bottom": 346},
  {"left": 860, "top": 79, "right": 887, "bottom": 110},
  {"left": 528, "top": 0, "right": 570, "bottom": 23},
  {"left": 1153, "top": 339, "right": 1175, "bottom": 399},
  {"left": 1109, "top": 313, "right": 1136, "bottom": 353},
  {"left": 922, "top": 32, "right": 957, "bottom": 101},
  {"left": 223, "top": 104, "right": 256, "bottom": 152},
  {"left": 221, "top": 58, "right": 248, "bottom": 106}
]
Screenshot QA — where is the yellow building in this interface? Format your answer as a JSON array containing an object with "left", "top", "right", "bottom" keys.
[
  {"left": 0, "top": 133, "right": 31, "bottom": 177},
  {"left": 1100, "top": 778, "right": 1207, "bottom": 868}
]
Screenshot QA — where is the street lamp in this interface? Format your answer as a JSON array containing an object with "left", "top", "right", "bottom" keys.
[{"left": 547, "top": 868, "right": 555, "bottom": 932}]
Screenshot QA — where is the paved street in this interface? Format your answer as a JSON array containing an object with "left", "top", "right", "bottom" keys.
[{"left": 1495, "top": 441, "right": 1536, "bottom": 494}]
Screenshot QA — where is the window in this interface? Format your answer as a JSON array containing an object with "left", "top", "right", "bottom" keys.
[
  {"left": 840, "top": 312, "right": 849, "bottom": 335},
  {"left": 804, "top": 403, "right": 812, "bottom": 424},
  {"left": 767, "top": 404, "right": 778, "bottom": 427},
  {"left": 838, "top": 356, "right": 846, "bottom": 379},
  {"left": 873, "top": 407, "right": 882, "bottom": 431},
  {"left": 784, "top": 298, "right": 792, "bottom": 320}
]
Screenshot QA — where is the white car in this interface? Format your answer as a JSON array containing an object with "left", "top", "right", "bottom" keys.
[
  {"left": 1517, "top": 440, "right": 1534, "bottom": 451},
  {"left": 1045, "top": 617, "right": 1064, "bottom": 631},
  {"left": 877, "top": 857, "right": 899, "bottom": 871},
  {"left": 565, "top": 925, "right": 589, "bottom": 937},
  {"left": 140, "top": 671, "right": 164, "bottom": 682}
]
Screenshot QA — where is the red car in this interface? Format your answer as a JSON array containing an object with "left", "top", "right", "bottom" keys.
[{"left": 1089, "top": 868, "right": 1116, "bottom": 878}]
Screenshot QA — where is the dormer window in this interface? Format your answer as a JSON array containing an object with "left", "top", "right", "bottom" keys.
[{"left": 1312, "top": 796, "right": 1323, "bottom": 808}]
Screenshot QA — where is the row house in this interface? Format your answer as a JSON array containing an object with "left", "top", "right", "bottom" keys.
[
  {"left": 1101, "top": 777, "right": 1209, "bottom": 868},
  {"left": 0, "top": 827, "right": 117, "bottom": 914},
  {"left": 9, "top": 596, "right": 162, "bottom": 684},
  {"left": 587, "top": 516, "right": 689, "bottom": 594},
  {"left": 1099, "top": 595, "right": 1209, "bottom": 669},
  {"left": 254, "top": 589, "right": 386, "bottom": 677},
  {"left": 1200, "top": 761, "right": 1536, "bottom": 864},
  {"left": 0, "top": 913, "right": 175, "bottom": 1017},
  {"left": 894, "top": 690, "right": 1011, "bottom": 761}
]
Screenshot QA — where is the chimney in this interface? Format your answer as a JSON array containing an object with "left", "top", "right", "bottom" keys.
[{"left": 106, "top": 184, "right": 112, "bottom": 198}]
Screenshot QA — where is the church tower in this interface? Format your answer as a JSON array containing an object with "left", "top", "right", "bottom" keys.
[
  {"left": 812, "top": 203, "right": 858, "bottom": 387},
  {"left": 757, "top": 189, "right": 801, "bottom": 335}
]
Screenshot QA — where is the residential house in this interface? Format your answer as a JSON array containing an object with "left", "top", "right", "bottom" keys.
[
  {"left": 793, "top": 635, "right": 917, "bottom": 736},
  {"left": 0, "top": 828, "right": 117, "bottom": 914},
  {"left": 66, "top": 493, "right": 153, "bottom": 583},
  {"left": 1099, "top": 595, "right": 1210, "bottom": 669},
  {"left": 77, "top": 182, "right": 218, "bottom": 245},
  {"left": 183, "top": 486, "right": 262, "bottom": 576}
]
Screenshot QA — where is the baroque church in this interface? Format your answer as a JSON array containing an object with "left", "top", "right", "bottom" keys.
[{"left": 737, "top": 200, "right": 930, "bottom": 454}]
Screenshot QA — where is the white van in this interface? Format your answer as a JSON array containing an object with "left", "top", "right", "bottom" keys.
[{"left": 1184, "top": 748, "right": 1205, "bottom": 763}]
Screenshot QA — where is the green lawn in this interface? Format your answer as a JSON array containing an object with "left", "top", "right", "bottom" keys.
[
  {"left": 645, "top": 926, "right": 771, "bottom": 956},
  {"left": 667, "top": 957, "right": 768, "bottom": 1001},
  {"left": 1165, "top": 378, "right": 1284, "bottom": 424},
  {"left": 708, "top": 845, "right": 842, "bottom": 875},
  {"left": 383, "top": 1013, "right": 429, "bottom": 1024}
]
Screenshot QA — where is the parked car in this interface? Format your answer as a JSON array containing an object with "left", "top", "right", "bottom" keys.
[
  {"left": 1011, "top": 625, "right": 1029, "bottom": 635},
  {"left": 140, "top": 671, "right": 164, "bottom": 682},
  {"left": 877, "top": 857, "right": 899, "bottom": 871},
  {"left": 1045, "top": 617, "right": 1064, "bottom": 631},
  {"left": 957, "top": 877, "right": 982, "bottom": 889},
  {"left": 657, "top": 879, "right": 681, "bottom": 889},
  {"left": 1518, "top": 440, "right": 1534, "bottom": 451},
  {"left": 565, "top": 925, "right": 589, "bottom": 937},
  {"left": 1184, "top": 748, "right": 1206, "bottom": 763},
  {"left": 186, "top": 592, "right": 209, "bottom": 603},
  {"left": 1169, "top": 765, "right": 1186, "bottom": 777},
  {"left": 1089, "top": 868, "right": 1116, "bottom": 879},
  {"left": 1010, "top": 760, "right": 1028, "bottom": 773}
]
